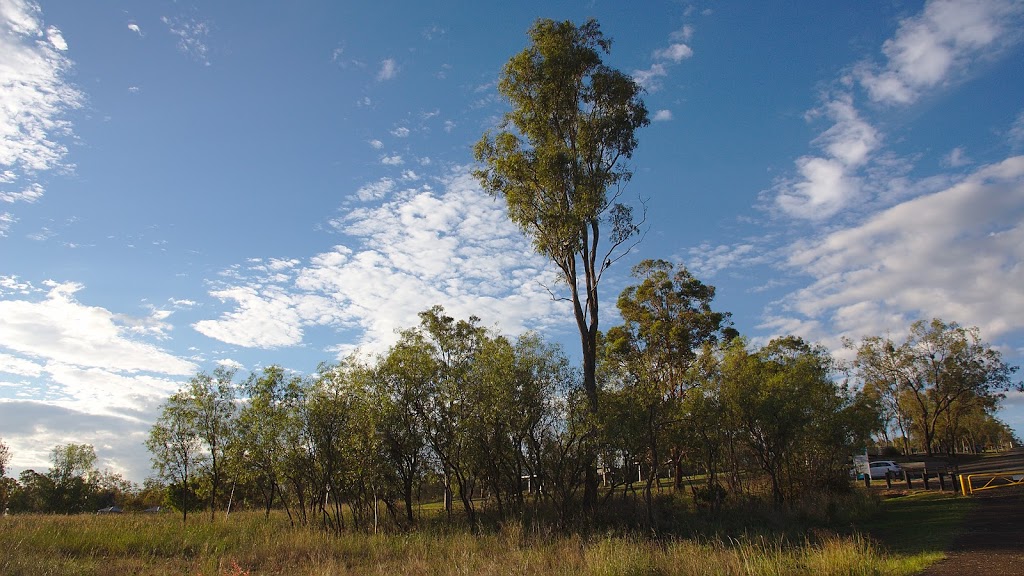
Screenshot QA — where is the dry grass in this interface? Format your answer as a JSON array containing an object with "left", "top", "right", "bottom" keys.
[{"left": 0, "top": 507, "right": 939, "bottom": 576}]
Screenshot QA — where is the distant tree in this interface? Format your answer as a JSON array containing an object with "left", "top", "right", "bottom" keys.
[
  {"left": 147, "top": 389, "right": 206, "bottom": 523},
  {"left": 851, "top": 319, "right": 1019, "bottom": 456},
  {"left": 0, "top": 438, "right": 11, "bottom": 511},
  {"left": 475, "top": 18, "right": 649, "bottom": 511},
  {"left": 47, "top": 443, "right": 97, "bottom": 513},
  {"left": 721, "top": 337, "right": 872, "bottom": 504},
  {"left": 0, "top": 437, "right": 9, "bottom": 478},
  {"left": 12, "top": 469, "right": 54, "bottom": 512}
]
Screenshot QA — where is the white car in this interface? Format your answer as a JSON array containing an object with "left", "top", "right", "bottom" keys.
[{"left": 869, "top": 460, "right": 902, "bottom": 479}]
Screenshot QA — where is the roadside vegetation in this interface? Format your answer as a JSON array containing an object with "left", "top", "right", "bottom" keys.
[{"left": 0, "top": 490, "right": 967, "bottom": 576}]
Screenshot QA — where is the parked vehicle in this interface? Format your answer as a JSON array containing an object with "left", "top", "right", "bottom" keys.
[{"left": 869, "top": 460, "right": 902, "bottom": 479}]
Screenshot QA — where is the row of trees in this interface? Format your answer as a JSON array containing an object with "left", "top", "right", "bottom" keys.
[
  {"left": 0, "top": 442, "right": 162, "bottom": 514},
  {"left": 141, "top": 255, "right": 1018, "bottom": 531}
]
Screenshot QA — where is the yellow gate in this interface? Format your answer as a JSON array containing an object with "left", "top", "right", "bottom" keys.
[{"left": 960, "top": 470, "right": 1024, "bottom": 495}]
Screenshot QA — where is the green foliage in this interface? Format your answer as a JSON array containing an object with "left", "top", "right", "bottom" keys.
[
  {"left": 475, "top": 18, "right": 650, "bottom": 510},
  {"left": 851, "top": 318, "right": 1019, "bottom": 456}
]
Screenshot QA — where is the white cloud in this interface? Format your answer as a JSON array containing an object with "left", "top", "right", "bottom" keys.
[
  {"left": 654, "top": 43, "right": 693, "bottom": 63},
  {"left": 381, "top": 154, "right": 403, "bottom": 165},
  {"left": 774, "top": 96, "right": 880, "bottom": 219},
  {"left": 0, "top": 182, "right": 44, "bottom": 203},
  {"left": 127, "top": 23, "right": 141, "bottom": 36},
  {"left": 216, "top": 358, "right": 244, "bottom": 370},
  {"left": 354, "top": 176, "right": 395, "bottom": 201},
  {"left": 0, "top": 211, "right": 14, "bottom": 236},
  {"left": 0, "top": 0, "right": 84, "bottom": 222},
  {"left": 161, "top": 14, "right": 211, "bottom": 65},
  {"left": 0, "top": 279, "right": 198, "bottom": 481},
  {"left": 943, "top": 146, "right": 971, "bottom": 167},
  {"left": 773, "top": 156, "right": 1024, "bottom": 347},
  {"left": 45, "top": 25, "right": 65, "bottom": 50},
  {"left": 632, "top": 63, "right": 667, "bottom": 90},
  {"left": 857, "top": 0, "right": 1024, "bottom": 105},
  {"left": 391, "top": 126, "right": 410, "bottom": 138},
  {"left": 686, "top": 242, "right": 760, "bottom": 278},
  {"left": 0, "top": 352, "right": 43, "bottom": 377},
  {"left": 377, "top": 58, "right": 397, "bottom": 81},
  {"left": 1009, "top": 110, "right": 1024, "bottom": 148},
  {"left": 633, "top": 26, "right": 696, "bottom": 90},
  {"left": 0, "top": 281, "right": 197, "bottom": 376},
  {"left": 368, "top": 139, "right": 383, "bottom": 149},
  {"left": 194, "top": 168, "right": 566, "bottom": 356},
  {"left": 193, "top": 285, "right": 311, "bottom": 348},
  {"left": 671, "top": 25, "right": 694, "bottom": 42},
  {"left": 652, "top": 109, "right": 673, "bottom": 122}
]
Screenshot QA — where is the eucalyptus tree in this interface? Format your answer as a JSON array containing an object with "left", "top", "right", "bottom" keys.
[
  {"left": 603, "top": 259, "right": 735, "bottom": 519},
  {"left": 186, "top": 368, "right": 237, "bottom": 520},
  {"left": 377, "top": 331, "right": 434, "bottom": 526},
  {"left": 0, "top": 438, "right": 10, "bottom": 512},
  {"left": 231, "top": 365, "right": 303, "bottom": 518},
  {"left": 46, "top": 443, "right": 97, "bottom": 513},
  {"left": 0, "top": 437, "right": 9, "bottom": 478},
  {"left": 413, "top": 305, "right": 487, "bottom": 527},
  {"left": 475, "top": 18, "right": 649, "bottom": 510},
  {"left": 721, "top": 337, "right": 845, "bottom": 504},
  {"left": 851, "top": 318, "right": 1018, "bottom": 456},
  {"left": 147, "top": 390, "right": 206, "bottom": 523}
]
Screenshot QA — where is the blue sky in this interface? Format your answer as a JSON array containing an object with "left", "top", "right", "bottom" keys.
[{"left": 2, "top": 0, "right": 1023, "bottom": 482}]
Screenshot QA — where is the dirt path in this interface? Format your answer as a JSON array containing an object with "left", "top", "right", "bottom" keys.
[{"left": 917, "top": 489, "right": 1024, "bottom": 575}]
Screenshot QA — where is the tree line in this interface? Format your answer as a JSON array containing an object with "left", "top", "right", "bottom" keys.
[
  {"left": 0, "top": 273, "right": 1016, "bottom": 530},
  {"left": 134, "top": 260, "right": 1017, "bottom": 532}
]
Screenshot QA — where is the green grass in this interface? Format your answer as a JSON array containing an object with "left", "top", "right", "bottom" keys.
[
  {"left": 0, "top": 492, "right": 971, "bottom": 576},
  {"left": 856, "top": 490, "right": 974, "bottom": 555}
]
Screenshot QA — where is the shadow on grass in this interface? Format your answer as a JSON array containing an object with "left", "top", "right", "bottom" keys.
[{"left": 854, "top": 491, "right": 974, "bottom": 555}]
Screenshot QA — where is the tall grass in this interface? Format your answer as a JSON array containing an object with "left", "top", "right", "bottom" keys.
[{"left": 1, "top": 506, "right": 938, "bottom": 576}]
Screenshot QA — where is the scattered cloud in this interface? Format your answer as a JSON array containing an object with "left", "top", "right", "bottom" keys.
[
  {"left": 0, "top": 281, "right": 197, "bottom": 377},
  {"left": 422, "top": 25, "right": 446, "bottom": 41},
  {"left": 652, "top": 109, "right": 673, "bottom": 122},
  {"left": 685, "top": 242, "right": 761, "bottom": 278},
  {"left": 0, "top": 182, "right": 44, "bottom": 203},
  {"left": 633, "top": 24, "right": 695, "bottom": 90},
  {"left": 943, "top": 146, "right": 971, "bottom": 167},
  {"left": 770, "top": 156, "right": 1024, "bottom": 347},
  {"left": 161, "top": 14, "right": 211, "bottom": 65},
  {"left": 391, "top": 126, "right": 410, "bottom": 138},
  {"left": 0, "top": 0, "right": 84, "bottom": 227},
  {"left": 368, "top": 139, "right": 383, "bottom": 149},
  {"left": 127, "top": 22, "right": 141, "bottom": 36},
  {"left": 654, "top": 43, "right": 693, "bottom": 63},
  {"left": 773, "top": 96, "right": 880, "bottom": 219},
  {"left": 193, "top": 168, "right": 566, "bottom": 356},
  {"left": 381, "top": 155, "right": 403, "bottom": 165},
  {"left": 377, "top": 58, "right": 397, "bottom": 81},
  {"left": 1009, "top": 110, "right": 1024, "bottom": 149},
  {"left": 857, "top": 0, "right": 1024, "bottom": 105},
  {"left": 353, "top": 177, "right": 395, "bottom": 202}
]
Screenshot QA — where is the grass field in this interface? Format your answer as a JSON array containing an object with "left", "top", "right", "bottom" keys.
[{"left": 0, "top": 490, "right": 970, "bottom": 575}]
